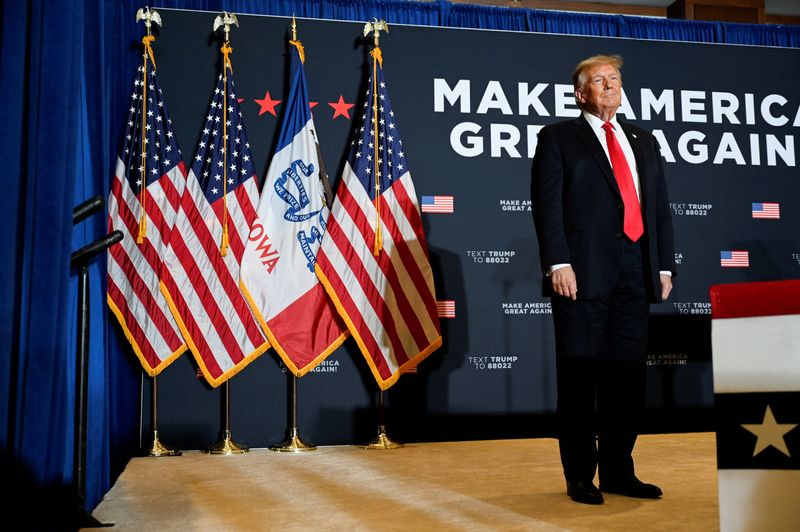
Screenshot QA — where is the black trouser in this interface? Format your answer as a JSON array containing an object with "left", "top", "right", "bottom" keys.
[{"left": 550, "top": 239, "right": 649, "bottom": 483}]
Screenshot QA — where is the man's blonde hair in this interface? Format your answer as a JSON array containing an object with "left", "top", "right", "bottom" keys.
[{"left": 572, "top": 55, "right": 623, "bottom": 90}]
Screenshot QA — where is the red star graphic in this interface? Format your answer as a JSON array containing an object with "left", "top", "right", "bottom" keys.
[
  {"left": 309, "top": 101, "right": 319, "bottom": 109},
  {"left": 237, "top": 98, "right": 244, "bottom": 104},
  {"left": 329, "top": 95, "right": 355, "bottom": 120},
  {"left": 254, "top": 91, "right": 281, "bottom": 116}
]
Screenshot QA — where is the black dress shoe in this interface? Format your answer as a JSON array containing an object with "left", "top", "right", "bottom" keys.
[
  {"left": 600, "top": 476, "right": 662, "bottom": 499},
  {"left": 566, "top": 479, "right": 604, "bottom": 505}
]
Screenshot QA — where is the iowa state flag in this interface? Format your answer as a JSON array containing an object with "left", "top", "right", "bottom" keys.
[
  {"left": 107, "top": 42, "right": 187, "bottom": 376},
  {"left": 315, "top": 45, "right": 442, "bottom": 390},
  {"left": 240, "top": 40, "right": 346, "bottom": 376},
  {"left": 160, "top": 45, "right": 268, "bottom": 387}
]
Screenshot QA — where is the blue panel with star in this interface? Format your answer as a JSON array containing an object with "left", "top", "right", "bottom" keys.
[
  {"left": 346, "top": 58, "right": 409, "bottom": 201},
  {"left": 121, "top": 63, "right": 182, "bottom": 194},
  {"left": 189, "top": 64, "right": 257, "bottom": 203},
  {"left": 715, "top": 392, "right": 800, "bottom": 470}
]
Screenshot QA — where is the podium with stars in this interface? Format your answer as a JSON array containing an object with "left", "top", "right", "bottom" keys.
[{"left": 710, "top": 280, "right": 800, "bottom": 532}]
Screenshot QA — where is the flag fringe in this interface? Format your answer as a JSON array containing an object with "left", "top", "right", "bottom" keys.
[
  {"left": 159, "top": 281, "right": 269, "bottom": 388},
  {"left": 315, "top": 264, "right": 441, "bottom": 390},
  {"left": 106, "top": 294, "right": 187, "bottom": 376},
  {"left": 239, "top": 281, "right": 349, "bottom": 377}
]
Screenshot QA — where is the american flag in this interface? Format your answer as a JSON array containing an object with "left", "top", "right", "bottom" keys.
[
  {"left": 721, "top": 251, "right": 750, "bottom": 268},
  {"left": 107, "top": 55, "right": 187, "bottom": 375},
  {"left": 752, "top": 202, "right": 780, "bottom": 219},
  {"left": 161, "top": 50, "right": 268, "bottom": 387},
  {"left": 436, "top": 300, "right": 456, "bottom": 319},
  {"left": 315, "top": 48, "right": 442, "bottom": 390},
  {"left": 421, "top": 195, "right": 454, "bottom": 214},
  {"left": 240, "top": 40, "right": 347, "bottom": 376}
]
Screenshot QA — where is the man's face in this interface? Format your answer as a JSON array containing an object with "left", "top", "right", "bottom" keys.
[{"left": 575, "top": 63, "right": 622, "bottom": 119}]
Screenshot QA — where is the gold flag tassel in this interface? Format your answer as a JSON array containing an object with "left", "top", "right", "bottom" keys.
[
  {"left": 137, "top": 35, "right": 157, "bottom": 244},
  {"left": 371, "top": 46, "right": 383, "bottom": 256},
  {"left": 219, "top": 42, "right": 233, "bottom": 257}
]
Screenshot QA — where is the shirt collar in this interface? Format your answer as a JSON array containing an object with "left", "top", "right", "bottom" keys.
[{"left": 583, "top": 110, "right": 620, "bottom": 131}]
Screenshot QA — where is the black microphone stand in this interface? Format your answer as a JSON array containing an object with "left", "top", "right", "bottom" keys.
[{"left": 70, "top": 196, "right": 120, "bottom": 528}]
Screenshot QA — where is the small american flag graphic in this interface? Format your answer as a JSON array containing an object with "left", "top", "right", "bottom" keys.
[
  {"left": 752, "top": 202, "right": 780, "bottom": 219},
  {"left": 421, "top": 195, "right": 454, "bottom": 214},
  {"left": 436, "top": 300, "right": 456, "bottom": 318},
  {"left": 720, "top": 251, "right": 750, "bottom": 268}
]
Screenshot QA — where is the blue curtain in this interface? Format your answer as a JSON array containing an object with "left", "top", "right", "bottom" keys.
[
  {"left": 1, "top": 0, "right": 94, "bottom": 525},
  {"left": 2, "top": 0, "right": 799, "bottom": 522}
]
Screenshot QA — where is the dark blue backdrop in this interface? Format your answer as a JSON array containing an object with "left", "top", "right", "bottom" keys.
[
  {"left": 147, "top": 4, "right": 800, "bottom": 465},
  {"left": 2, "top": 0, "right": 799, "bottom": 522}
]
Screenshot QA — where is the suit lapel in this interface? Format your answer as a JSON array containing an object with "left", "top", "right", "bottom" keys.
[{"left": 573, "top": 117, "right": 620, "bottom": 200}]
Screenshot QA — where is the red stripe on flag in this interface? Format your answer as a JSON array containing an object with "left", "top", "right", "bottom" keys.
[
  {"left": 378, "top": 194, "right": 439, "bottom": 340},
  {"left": 325, "top": 211, "right": 408, "bottom": 366},
  {"left": 171, "top": 191, "right": 264, "bottom": 356},
  {"left": 158, "top": 267, "right": 225, "bottom": 378},
  {"left": 210, "top": 201, "right": 246, "bottom": 262},
  {"left": 391, "top": 179, "right": 431, "bottom": 260},
  {"left": 316, "top": 249, "right": 392, "bottom": 380},
  {"left": 111, "top": 169, "right": 181, "bottom": 276},
  {"left": 334, "top": 181, "right": 415, "bottom": 364},
  {"left": 235, "top": 182, "right": 259, "bottom": 227},
  {"left": 111, "top": 177, "right": 163, "bottom": 276},
  {"left": 165, "top": 161, "right": 187, "bottom": 211},
  {"left": 207, "top": 181, "right": 258, "bottom": 263},
  {"left": 179, "top": 189, "right": 265, "bottom": 348},
  {"left": 108, "top": 243, "right": 181, "bottom": 351},
  {"left": 165, "top": 231, "right": 247, "bottom": 367},
  {"left": 231, "top": 185, "right": 259, "bottom": 259},
  {"left": 106, "top": 280, "right": 161, "bottom": 368},
  {"left": 158, "top": 167, "right": 184, "bottom": 223},
  {"left": 381, "top": 183, "right": 439, "bottom": 331}
]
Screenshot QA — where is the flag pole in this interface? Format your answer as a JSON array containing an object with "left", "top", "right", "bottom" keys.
[
  {"left": 212, "top": 11, "right": 239, "bottom": 257},
  {"left": 201, "top": 11, "right": 248, "bottom": 456},
  {"left": 360, "top": 19, "right": 402, "bottom": 450},
  {"left": 206, "top": 380, "right": 249, "bottom": 454},
  {"left": 265, "top": 17, "right": 316, "bottom": 453},
  {"left": 365, "top": 389, "right": 404, "bottom": 450},
  {"left": 142, "top": 374, "right": 181, "bottom": 456},
  {"left": 131, "top": 7, "right": 181, "bottom": 459},
  {"left": 133, "top": 7, "right": 162, "bottom": 244},
  {"left": 363, "top": 19, "right": 388, "bottom": 256},
  {"left": 271, "top": 372, "right": 317, "bottom": 452}
]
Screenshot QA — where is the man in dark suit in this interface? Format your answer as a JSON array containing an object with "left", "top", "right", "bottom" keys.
[{"left": 531, "top": 55, "right": 676, "bottom": 505}]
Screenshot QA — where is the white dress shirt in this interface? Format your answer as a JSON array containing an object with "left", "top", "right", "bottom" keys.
[{"left": 581, "top": 111, "right": 640, "bottom": 201}]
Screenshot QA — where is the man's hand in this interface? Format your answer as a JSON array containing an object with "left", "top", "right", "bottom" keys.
[
  {"left": 551, "top": 266, "right": 577, "bottom": 300},
  {"left": 660, "top": 273, "right": 673, "bottom": 301}
]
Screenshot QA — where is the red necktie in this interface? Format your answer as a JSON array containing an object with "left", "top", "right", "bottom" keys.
[{"left": 603, "top": 121, "right": 643, "bottom": 242}]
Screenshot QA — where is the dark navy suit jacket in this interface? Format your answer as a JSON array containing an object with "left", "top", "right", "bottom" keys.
[{"left": 531, "top": 116, "right": 676, "bottom": 302}]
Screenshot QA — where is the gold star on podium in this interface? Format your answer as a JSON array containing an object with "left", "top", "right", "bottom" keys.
[{"left": 741, "top": 405, "right": 797, "bottom": 457}]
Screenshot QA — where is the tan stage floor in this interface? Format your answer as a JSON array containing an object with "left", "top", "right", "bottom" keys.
[{"left": 87, "top": 433, "right": 718, "bottom": 531}]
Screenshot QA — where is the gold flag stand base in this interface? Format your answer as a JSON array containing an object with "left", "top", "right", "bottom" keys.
[
  {"left": 270, "top": 428, "right": 317, "bottom": 452},
  {"left": 144, "top": 430, "right": 181, "bottom": 457},
  {"left": 364, "top": 425, "right": 404, "bottom": 450},
  {"left": 206, "top": 430, "right": 249, "bottom": 455}
]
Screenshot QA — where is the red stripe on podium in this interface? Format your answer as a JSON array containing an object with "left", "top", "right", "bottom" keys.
[{"left": 710, "top": 280, "right": 800, "bottom": 319}]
